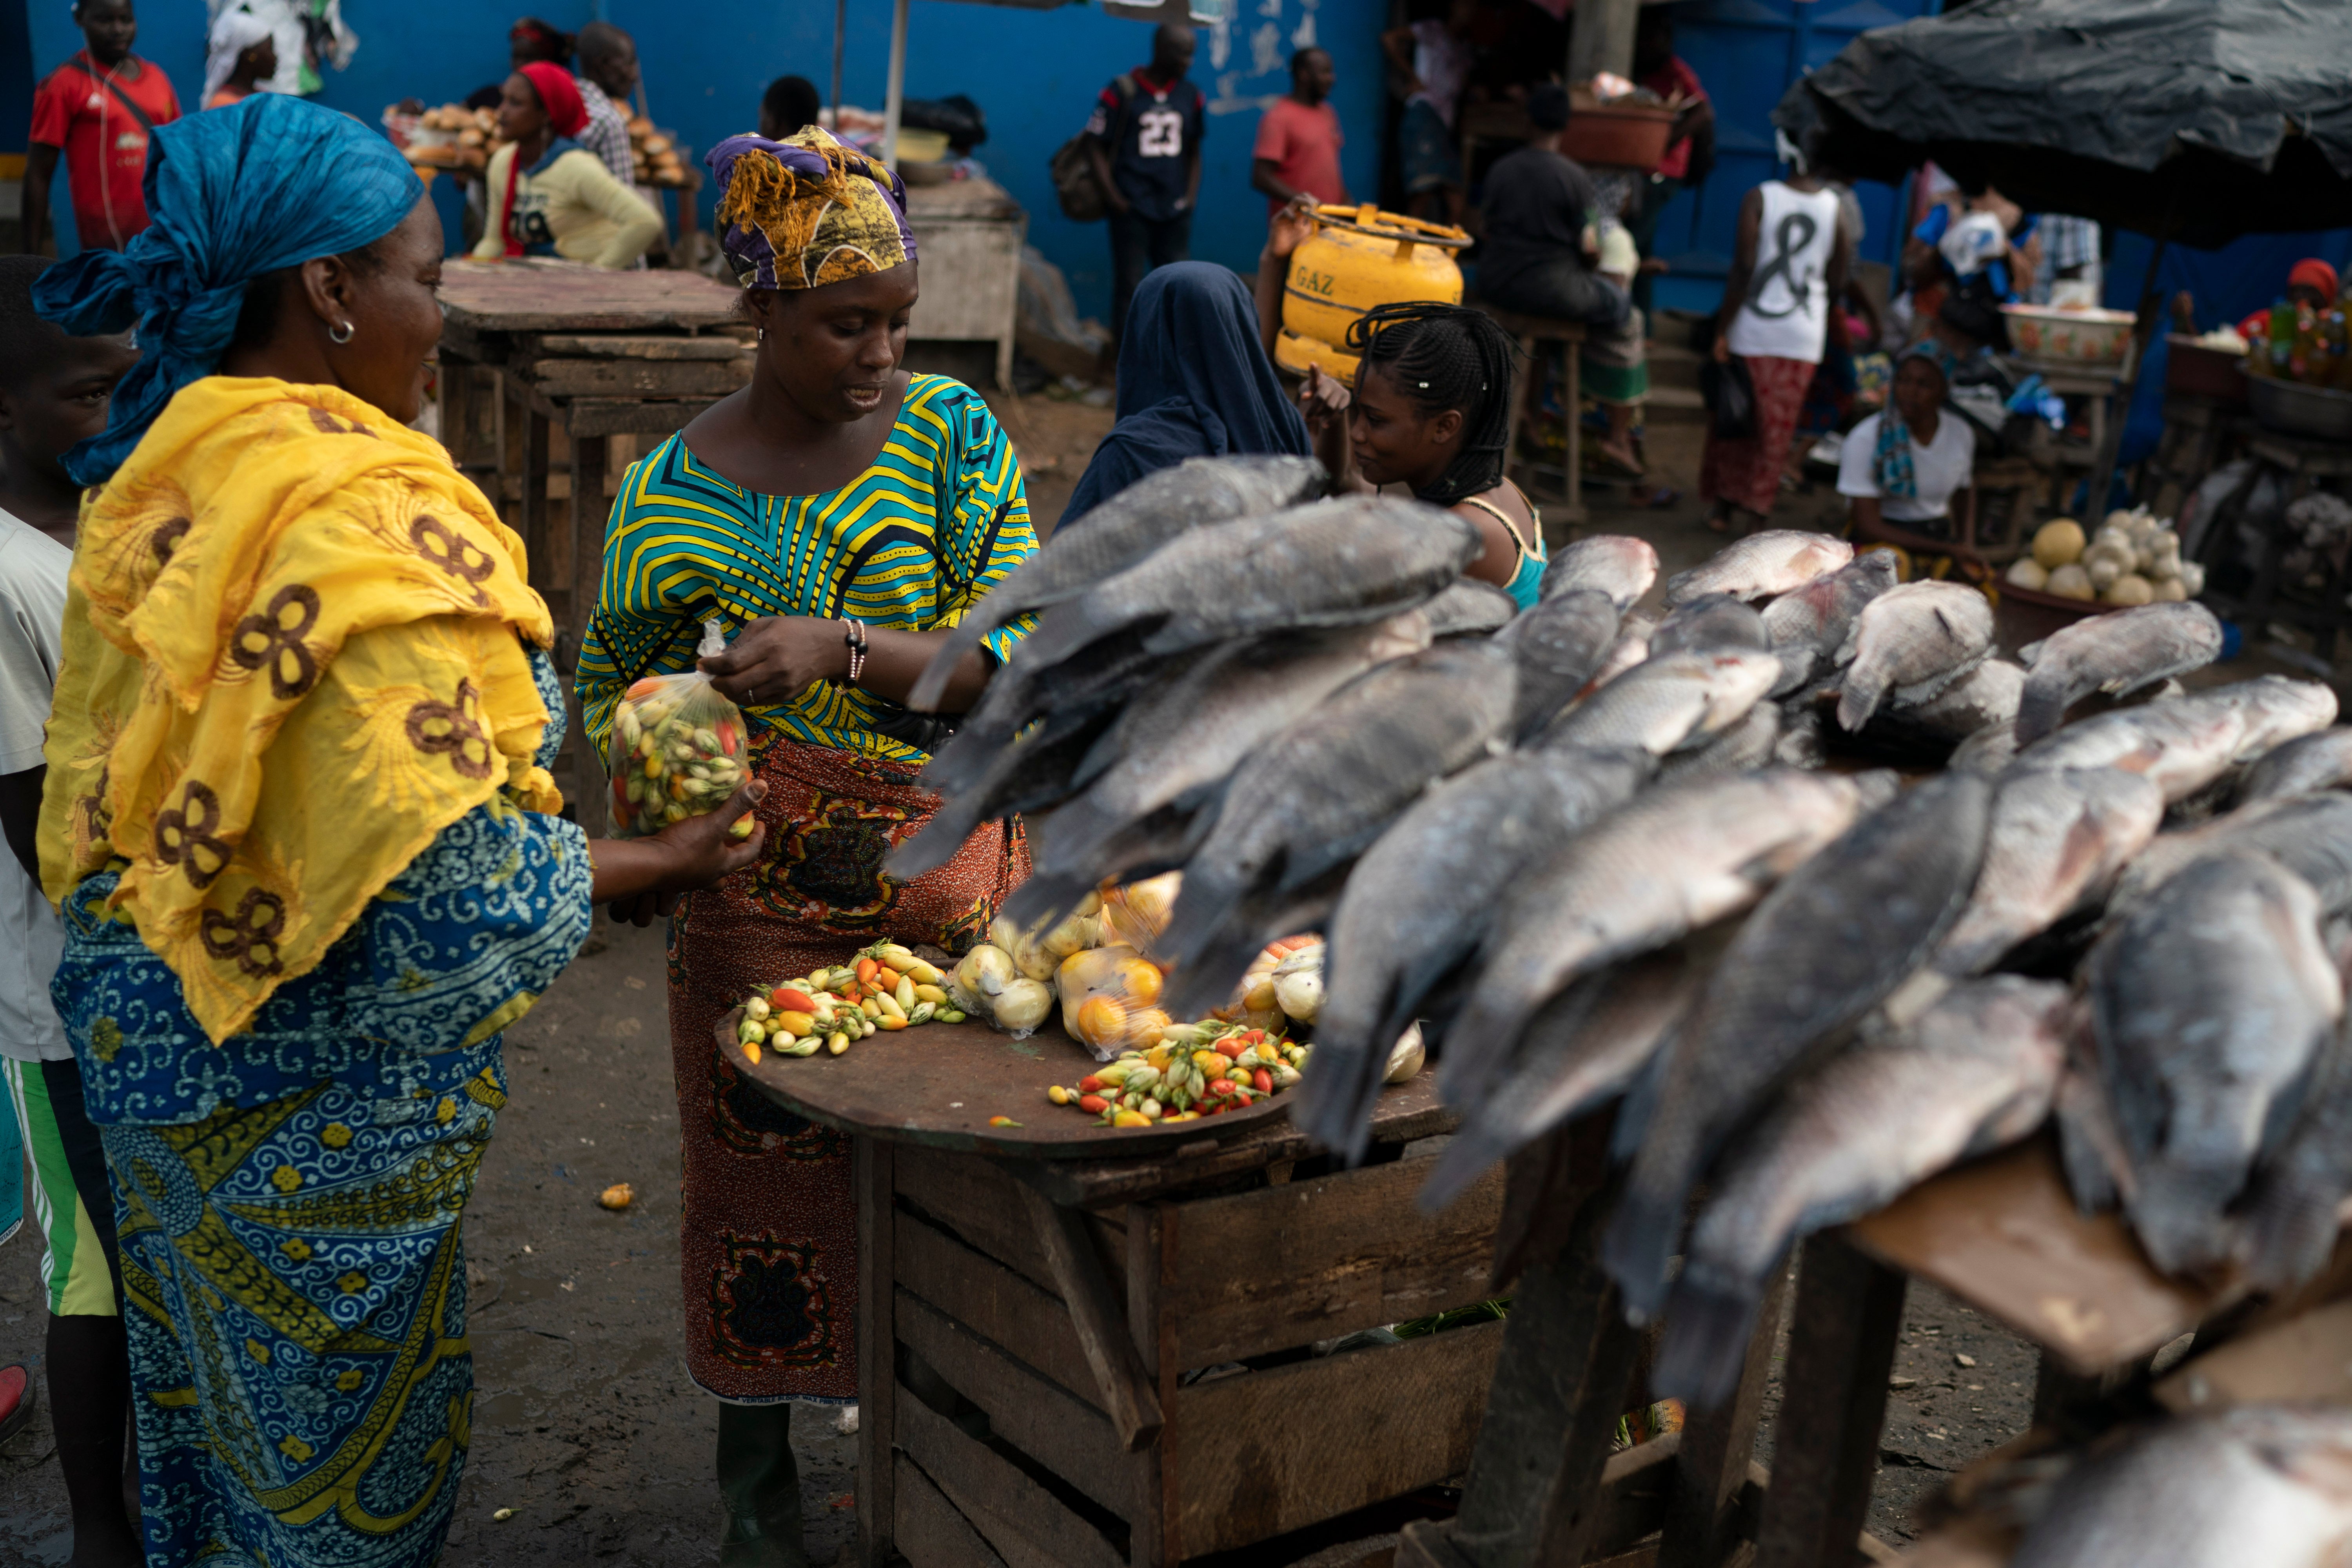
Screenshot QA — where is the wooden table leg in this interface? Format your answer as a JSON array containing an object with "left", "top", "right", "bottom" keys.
[
  {"left": 1017, "top": 1183, "right": 1161, "bottom": 1451},
  {"left": 1565, "top": 339, "right": 1583, "bottom": 524},
  {"left": 1751, "top": 1234, "right": 1908, "bottom": 1568},
  {"left": 856, "top": 1136, "right": 897, "bottom": 1568},
  {"left": 1655, "top": 1261, "right": 1789, "bottom": 1568}
]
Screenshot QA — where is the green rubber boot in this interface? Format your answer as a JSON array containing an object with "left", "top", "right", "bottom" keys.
[{"left": 717, "top": 1402, "right": 808, "bottom": 1567}]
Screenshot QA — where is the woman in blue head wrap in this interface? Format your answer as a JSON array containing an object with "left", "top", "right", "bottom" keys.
[{"left": 32, "top": 94, "right": 764, "bottom": 1568}]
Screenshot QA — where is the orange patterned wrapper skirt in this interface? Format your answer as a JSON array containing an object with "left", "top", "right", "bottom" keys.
[{"left": 666, "top": 732, "right": 1027, "bottom": 1402}]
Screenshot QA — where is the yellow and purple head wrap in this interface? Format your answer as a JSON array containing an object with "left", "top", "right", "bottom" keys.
[{"left": 706, "top": 127, "right": 916, "bottom": 291}]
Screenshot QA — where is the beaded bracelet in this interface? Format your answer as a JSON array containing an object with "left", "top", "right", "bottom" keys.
[{"left": 841, "top": 616, "right": 868, "bottom": 685}]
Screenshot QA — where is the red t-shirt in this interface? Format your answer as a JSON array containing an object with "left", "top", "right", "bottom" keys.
[
  {"left": 1640, "top": 56, "right": 1706, "bottom": 181},
  {"left": 1253, "top": 96, "right": 1346, "bottom": 215},
  {"left": 29, "top": 51, "right": 181, "bottom": 250}
]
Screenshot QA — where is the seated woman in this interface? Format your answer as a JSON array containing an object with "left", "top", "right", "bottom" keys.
[
  {"left": 1063, "top": 259, "right": 1317, "bottom": 530},
  {"left": 472, "top": 60, "right": 662, "bottom": 269},
  {"left": 1298, "top": 301, "right": 1546, "bottom": 608},
  {"left": 31, "top": 95, "right": 759, "bottom": 1568},
  {"left": 1838, "top": 344, "right": 1975, "bottom": 543}
]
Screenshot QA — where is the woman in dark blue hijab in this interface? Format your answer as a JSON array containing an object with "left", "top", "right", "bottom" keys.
[{"left": 1060, "top": 260, "right": 1314, "bottom": 528}]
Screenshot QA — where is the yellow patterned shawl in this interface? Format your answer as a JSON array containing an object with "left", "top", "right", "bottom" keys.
[{"left": 38, "top": 377, "right": 561, "bottom": 1044}]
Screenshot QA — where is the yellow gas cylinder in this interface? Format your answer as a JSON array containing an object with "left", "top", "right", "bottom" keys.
[{"left": 1275, "top": 203, "right": 1472, "bottom": 383}]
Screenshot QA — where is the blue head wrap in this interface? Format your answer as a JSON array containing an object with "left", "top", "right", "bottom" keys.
[{"left": 32, "top": 94, "right": 425, "bottom": 486}]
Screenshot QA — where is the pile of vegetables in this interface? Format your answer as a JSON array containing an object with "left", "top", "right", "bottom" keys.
[
  {"left": 2009, "top": 511, "right": 2204, "bottom": 606},
  {"left": 1044, "top": 1023, "right": 1310, "bottom": 1127},
  {"left": 735, "top": 941, "right": 964, "bottom": 1063}
]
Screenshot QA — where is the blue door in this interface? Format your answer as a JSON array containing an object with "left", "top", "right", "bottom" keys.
[{"left": 1648, "top": 0, "right": 1941, "bottom": 318}]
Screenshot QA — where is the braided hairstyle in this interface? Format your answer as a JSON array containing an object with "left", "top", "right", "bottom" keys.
[{"left": 1345, "top": 301, "right": 1521, "bottom": 506}]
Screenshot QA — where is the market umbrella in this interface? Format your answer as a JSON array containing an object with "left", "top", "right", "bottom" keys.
[{"left": 1773, "top": 0, "right": 2352, "bottom": 247}]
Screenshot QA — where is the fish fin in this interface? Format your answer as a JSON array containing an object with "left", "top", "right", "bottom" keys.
[
  {"left": 1416, "top": 1123, "right": 1512, "bottom": 1214},
  {"left": 1650, "top": 1276, "right": 1770, "bottom": 1410},
  {"left": 2054, "top": 1069, "right": 2126, "bottom": 1216},
  {"left": 2012, "top": 680, "right": 2067, "bottom": 745},
  {"left": 1836, "top": 670, "right": 1889, "bottom": 732},
  {"left": 908, "top": 614, "right": 1000, "bottom": 713},
  {"left": 2017, "top": 639, "right": 2045, "bottom": 668},
  {"left": 1000, "top": 870, "right": 1096, "bottom": 935},
  {"left": 1610, "top": 1041, "right": 1670, "bottom": 1164},
  {"left": 887, "top": 793, "right": 994, "bottom": 880}
]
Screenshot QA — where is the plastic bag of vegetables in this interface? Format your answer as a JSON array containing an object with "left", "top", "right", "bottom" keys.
[
  {"left": 1099, "top": 873, "right": 1182, "bottom": 960},
  {"left": 1057, "top": 944, "right": 1173, "bottom": 1061},
  {"left": 608, "top": 619, "right": 751, "bottom": 839},
  {"left": 1220, "top": 935, "right": 1323, "bottom": 1034},
  {"left": 951, "top": 942, "right": 1057, "bottom": 1039}
]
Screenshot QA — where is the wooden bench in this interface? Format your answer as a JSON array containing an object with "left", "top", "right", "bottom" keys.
[{"left": 1472, "top": 301, "right": 1590, "bottom": 526}]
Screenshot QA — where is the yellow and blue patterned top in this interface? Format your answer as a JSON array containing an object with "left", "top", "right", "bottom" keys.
[{"left": 576, "top": 374, "right": 1038, "bottom": 766}]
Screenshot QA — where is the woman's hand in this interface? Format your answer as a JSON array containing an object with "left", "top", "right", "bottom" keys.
[
  {"left": 698, "top": 615, "right": 847, "bottom": 708},
  {"left": 1267, "top": 194, "right": 1319, "bottom": 261},
  {"left": 1712, "top": 334, "right": 1732, "bottom": 365},
  {"left": 596, "top": 779, "right": 769, "bottom": 926},
  {"left": 1297, "top": 364, "right": 1351, "bottom": 439}
]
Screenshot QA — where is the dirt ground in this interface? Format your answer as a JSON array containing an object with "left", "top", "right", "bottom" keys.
[{"left": 0, "top": 394, "right": 2258, "bottom": 1563}]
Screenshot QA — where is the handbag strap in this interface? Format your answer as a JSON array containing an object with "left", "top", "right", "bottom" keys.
[{"left": 60, "top": 55, "right": 156, "bottom": 135}]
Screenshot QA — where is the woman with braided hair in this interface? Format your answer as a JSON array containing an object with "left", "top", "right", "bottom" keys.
[{"left": 1296, "top": 300, "right": 1548, "bottom": 608}]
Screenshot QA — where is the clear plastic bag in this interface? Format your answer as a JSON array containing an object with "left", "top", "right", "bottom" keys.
[{"left": 607, "top": 619, "right": 752, "bottom": 838}]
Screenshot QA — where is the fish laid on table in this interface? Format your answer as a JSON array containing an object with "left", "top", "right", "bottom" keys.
[
  {"left": 1760, "top": 549, "right": 1899, "bottom": 697},
  {"left": 2013, "top": 601, "right": 2225, "bottom": 744},
  {"left": 1158, "top": 641, "right": 1517, "bottom": 1013},
  {"left": 1495, "top": 588, "right": 1622, "bottom": 740},
  {"left": 1835, "top": 580, "right": 1994, "bottom": 731},
  {"left": 2007, "top": 1406, "right": 2352, "bottom": 1568},
  {"left": 2239, "top": 1010, "right": 2352, "bottom": 1291},
  {"left": 1604, "top": 770, "right": 1994, "bottom": 1318},
  {"left": 2108, "top": 790, "right": 2352, "bottom": 918},
  {"left": 1440, "top": 768, "right": 1895, "bottom": 1108},
  {"left": 1299, "top": 746, "right": 1654, "bottom": 1157},
  {"left": 1661, "top": 529, "right": 1853, "bottom": 607},
  {"left": 1934, "top": 768, "right": 2165, "bottom": 976},
  {"left": 2237, "top": 726, "right": 2352, "bottom": 804},
  {"left": 1586, "top": 612, "right": 1656, "bottom": 691},
  {"left": 908, "top": 452, "right": 1322, "bottom": 710},
  {"left": 2074, "top": 850, "right": 2343, "bottom": 1275},
  {"left": 1540, "top": 648, "right": 1780, "bottom": 757},
  {"left": 1660, "top": 702, "right": 1783, "bottom": 781},
  {"left": 1655, "top": 975, "right": 2070, "bottom": 1406},
  {"left": 1648, "top": 593, "right": 1770, "bottom": 657},
  {"left": 990, "top": 616, "right": 1431, "bottom": 922},
  {"left": 923, "top": 498, "right": 1478, "bottom": 796},
  {"left": 1543, "top": 534, "right": 1659, "bottom": 608},
  {"left": 1421, "top": 577, "right": 1519, "bottom": 639},
  {"left": 1418, "top": 948, "right": 1702, "bottom": 1213},
  {"left": 1877, "top": 658, "right": 2025, "bottom": 743},
  {"left": 2007, "top": 677, "right": 2339, "bottom": 802}
]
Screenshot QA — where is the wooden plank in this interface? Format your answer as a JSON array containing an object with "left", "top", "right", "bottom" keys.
[
  {"left": 896, "top": 1381, "right": 1126, "bottom": 1568},
  {"left": 857, "top": 1138, "right": 897, "bottom": 1568},
  {"left": 893, "top": 1287, "right": 1138, "bottom": 1520},
  {"left": 1169, "top": 1320, "right": 1504, "bottom": 1559},
  {"left": 439, "top": 258, "right": 743, "bottom": 334},
  {"left": 1753, "top": 1236, "right": 1909, "bottom": 1568},
  {"left": 1658, "top": 1263, "right": 1788, "bottom": 1568},
  {"left": 894, "top": 1211, "right": 1099, "bottom": 1410},
  {"left": 1019, "top": 1183, "right": 1162, "bottom": 1451},
  {"left": 1127, "top": 1201, "right": 1170, "bottom": 1568},
  {"left": 895, "top": 1451, "right": 1008, "bottom": 1568},
  {"left": 2157, "top": 1298, "right": 2352, "bottom": 1413},
  {"left": 532, "top": 333, "right": 748, "bottom": 360},
  {"left": 1164, "top": 1154, "right": 1503, "bottom": 1367},
  {"left": 895, "top": 1145, "right": 1057, "bottom": 1290},
  {"left": 520, "top": 356, "right": 750, "bottom": 399},
  {"left": 558, "top": 396, "right": 722, "bottom": 438}
]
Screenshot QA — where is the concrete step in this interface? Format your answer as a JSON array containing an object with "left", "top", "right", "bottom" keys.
[
  {"left": 1647, "top": 343, "right": 1707, "bottom": 394},
  {"left": 1644, "top": 385, "right": 1708, "bottom": 426}
]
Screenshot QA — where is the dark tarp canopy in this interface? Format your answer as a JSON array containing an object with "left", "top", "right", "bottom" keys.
[{"left": 1774, "top": 0, "right": 2352, "bottom": 247}]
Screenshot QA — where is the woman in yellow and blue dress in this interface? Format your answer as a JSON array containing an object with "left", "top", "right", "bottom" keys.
[
  {"left": 575, "top": 127, "right": 1038, "bottom": 1563},
  {"left": 32, "top": 95, "right": 764, "bottom": 1567}
]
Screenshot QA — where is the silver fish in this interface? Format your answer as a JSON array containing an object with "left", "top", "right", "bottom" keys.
[
  {"left": 1586, "top": 612, "right": 1655, "bottom": 691},
  {"left": 1495, "top": 588, "right": 1622, "bottom": 740},
  {"left": 2239, "top": 1004, "right": 2352, "bottom": 1292},
  {"left": 1835, "top": 580, "right": 1994, "bottom": 731},
  {"left": 908, "top": 453, "right": 1322, "bottom": 710},
  {"left": 2013, "top": 601, "right": 2224, "bottom": 744},
  {"left": 1543, "top": 534, "right": 1658, "bottom": 608},
  {"left": 1421, "top": 577, "right": 1519, "bottom": 639},
  {"left": 2080, "top": 850, "right": 2343, "bottom": 1276},
  {"left": 1774, "top": 702, "right": 1826, "bottom": 769},
  {"left": 1299, "top": 746, "right": 1654, "bottom": 1158},
  {"left": 1604, "top": 770, "right": 1993, "bottom": 1318},
  {"left": 1662, "top": 529, "right": 1853, "bottom": 607},
  {"left": 1158, "top": 641, "right": 1517, "bottom": 1013},
  {"left": 1417, "top": 948, "right": 1702, "bottom": 1213},
  {"left": 996, "top": 617, "right": 1429, "bottom": 922},
  {"left": 2009, "top": 1407, "right": 2352, "bottom": 1568},
  {"left": 1441, "top": 769, "right": 1892, "bottom": 1109},
  {"left": 2110, "top": 791, "right": 2352, "bottom": 918},
  {"left": 1649, "top": 593, "right": 1770, "bottom": 657},
  {"left": 1934, "top": 768, "right": 2165, "bottom": 975},
  {"left": 1886, "top": 657, "right": 2024, "bottom": 740},
  {"left": 1759, "top": 549, "right": 1900, "bottom": 696},
  {"left": 2009, "top": 677, "right": 2339, "bottom": 803},
  {"left": 2239, "top": 726, "right": 2352, "bottom": 804},
  {"left": 1656, "top": 976, "right": 2069, "bottom": 1406},
  {"left": 1539, "top": 648, "right": 1781, "bottom": 757},
  {"left": 1660, "top": 702, "right": 1783, "bottom": 782}
]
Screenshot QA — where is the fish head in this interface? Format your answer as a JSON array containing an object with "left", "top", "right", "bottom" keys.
[
  {"left": 1690, "top": 650, "right": 1783, "bottom": 735},
  {"left": 1544, "top": 534, "right": 1659, "bottom": 609}
]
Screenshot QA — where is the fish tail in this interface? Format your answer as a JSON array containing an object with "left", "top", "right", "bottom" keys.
[
  {"left": 1000, "top": 870, "right": 1094, "bottom": 935},
  {"left": 1650, "top": 1276, "right": 1768, "bottom": 1410},
  {"left": 885, "top": 799, "right": 985, "bottom": 880},
  {"left": 2012, "top": 682, "right": 2066, "bottom": 745},
  {"left": 1603, "top": 1147, "right": 1696, "bottom": 1321},
  {"left": 1835, "top": 668, "right": 1890, "bottom": 732},
  {"left": 1294, "top": 1040, "right": 1383, "bottom": 1163},
  {"left": 1416, "top": 1118, "right": 1511, "bottom": 1214},
  {"left": 908, "top": 616, "right": 996, "bottom": 713}
]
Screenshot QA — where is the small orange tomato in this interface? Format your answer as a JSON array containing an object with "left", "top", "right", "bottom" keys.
[
  {"left": 1252, "top": 1068, "right": 1274, "bottom": 1094},
  {"left": 856, "top": 957, "right": 880, "bottom": 985},
  {"left": 1078, "top": 1094, "right": 1109, "bottom": 1114},
  {"left": 1214, "top": 1038, "right": 1248, "bottom": 1060}
]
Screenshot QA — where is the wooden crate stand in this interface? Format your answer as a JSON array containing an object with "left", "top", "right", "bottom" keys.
[{"left": 868, "top": 1134, "right": 1507, "bottom": 1566}]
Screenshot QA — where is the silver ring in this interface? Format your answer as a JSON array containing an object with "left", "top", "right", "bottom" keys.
[{"left": 328, "top": 320, "right": 355, "bottom": 345}]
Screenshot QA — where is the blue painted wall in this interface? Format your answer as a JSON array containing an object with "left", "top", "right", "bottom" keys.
[{"left": 24, "top": 0, "right": 1389, "bottom": 322}]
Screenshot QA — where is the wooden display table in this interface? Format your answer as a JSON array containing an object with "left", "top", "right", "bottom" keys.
[
  {"left": 721, "top": 1013, "right": 1504, "bottom": 1567},
  {"left": 435, "top": 260, "right": 750, "bottom": 806},
  {"left": 903, "top": 178, "right": 1025, "bottom": 392}
]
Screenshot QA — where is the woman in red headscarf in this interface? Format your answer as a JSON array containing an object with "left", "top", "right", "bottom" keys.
[
  {"left": 472, "top": 59, "right": 662, "bottom": 268},
  {"left": 2235, "top": 258, "right": 2342, "bottom": 341}
]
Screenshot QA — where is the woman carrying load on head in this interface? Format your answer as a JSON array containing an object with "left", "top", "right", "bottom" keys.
[
  {"left": 1294, "top": 300, "right": 1548, "bottom": 609},
  {"left": 472, "top": 59, "right": 662, "bottom": 270},
  {"left": 30, "top": 94, "right": 764, "bottom": 1568},
  {"left": 573, "top": 126, "right": 1039, "bottom": 1563}
]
